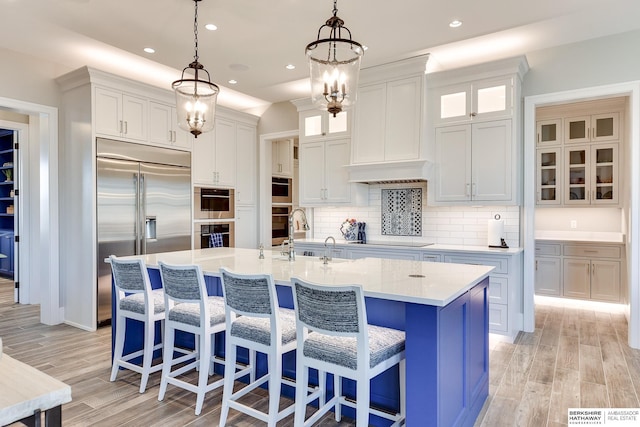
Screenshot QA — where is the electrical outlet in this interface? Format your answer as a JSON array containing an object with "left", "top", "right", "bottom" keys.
[{"left": 570, "top": 220, "right": 577, "bottom": 229}]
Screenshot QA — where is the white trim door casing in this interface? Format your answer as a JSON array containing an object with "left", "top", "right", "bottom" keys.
[
  {"left": 523, "top": 82, "right": 640, "bottom": 349},
  {"left": 0, "top": 97, "right": 61, "bottom": 326},
  {"left": 258, "top": 130, "right": 301, "bottom": 248}
]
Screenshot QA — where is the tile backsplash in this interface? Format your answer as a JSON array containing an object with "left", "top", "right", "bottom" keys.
[{"left": 311, "top": 184, "right": 521, "bottom": 247}]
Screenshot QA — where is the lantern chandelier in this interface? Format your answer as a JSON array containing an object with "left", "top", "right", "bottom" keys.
[
  {"left": 305, "top": 0, "right": 364, "bottom": 117},
  {"left": 173, "top": 0, "right": 219, "bottom": 138}
]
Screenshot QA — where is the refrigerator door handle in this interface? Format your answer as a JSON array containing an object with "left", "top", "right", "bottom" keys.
[
  {"left": 134, "top": 173, "right": 141, "bottom": 255},
  {"left": 140, "top": 173, "right": 147, "bottom": 254}
]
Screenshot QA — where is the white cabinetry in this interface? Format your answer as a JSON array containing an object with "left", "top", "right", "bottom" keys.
[
  {"left": 299, "top": 109, "right": 350, "bottom": 141},
  {"left": 352, "top": 75, "right": 422, "bottom": 164},
  {"left": 148, "top": 101, "right": 191, "bottom": 150},
  {"left": 292, "top": 98, "right": 367, "bottom": 207},
  {"left": 289, "top": 240, "right": 523, "bottom": 342},
  {"left": 428, "top": 56, "right": 528, "bottom": 206},
  {"left": 346, "top": 247, "right": 421, "bottom": 261},
  {"left": 235, "top": 124, "right": 258, "bottom": 205},
  {"left": 235, "top": 206, "right": 257, "bottom": 249},
  {"left": 272, "top": 139, "right": 293, "bottom": 178},
  {"left": 434, "top": 119, "right": 512, "bottom": 202},
  {"left": 442, "top": 253, "right": 521, "bottom": 340},
  {"left": 95, "top": 86, "right": 147, "bottom": 141},
  {"left": 192, "top": 117, "right": 238, "bottom": 187},
  {"left": 299, "top": 139, "right": 366, "bottom": 206},
  {"left": 432, "top": 77, "right": 513, "bottom": 125}
]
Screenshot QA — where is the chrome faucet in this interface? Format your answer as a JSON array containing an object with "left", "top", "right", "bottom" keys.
[
  {"left": 321, "top": 236, "right": 336, "bottom": 264},
  {"left": 288, "top": 208, "right": 310, "bottom": 261}
]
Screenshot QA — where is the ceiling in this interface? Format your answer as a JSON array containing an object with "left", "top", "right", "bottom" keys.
[{"left": 3, "top": 0, "right": 640, "bottom": 115}]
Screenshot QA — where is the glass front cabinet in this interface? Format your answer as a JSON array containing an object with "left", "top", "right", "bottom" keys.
[
  {"left": 536, "top": 119, "right": 562, "bottom": 146},
  {"left": 433, "top": 77, "right": 513, "bottom": 125},
  {"left": 564, "top": 113, "right": 619, "bottom": 144},
  {"left": 536, "top": 148, "right": 562, "bottom": 205},
  {"left": 563, "top": 144, "right": 618, "bottom": 205}
]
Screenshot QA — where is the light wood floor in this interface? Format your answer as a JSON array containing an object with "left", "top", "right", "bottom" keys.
[{"left": 2, "top": 279, "right": 640, "bottom": 426}]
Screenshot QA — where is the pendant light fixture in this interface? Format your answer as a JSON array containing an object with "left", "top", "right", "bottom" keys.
[
  {"left": 305, "top": 0, "right": 364, "bottom": 117},
  {"left": 173, "top": 0, "right": 219, "bottom": 138}
]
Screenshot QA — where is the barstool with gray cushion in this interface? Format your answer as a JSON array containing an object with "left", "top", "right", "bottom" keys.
[
  {"left": 157, "top": 261, "right": 244, "bottom": 416},
  {"left": 291, "top": 277, "right": 406, "bottom": 427},
  {"left": 218, "top": 267, "right": 298, "bottom": 427},
  {"left": 109, "top": 255, "right": 165, "bottom": 393}
]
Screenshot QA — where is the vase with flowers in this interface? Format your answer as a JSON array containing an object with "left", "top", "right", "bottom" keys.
[{"left": 340, "top": 218, "right": 358, "bottom": 241}]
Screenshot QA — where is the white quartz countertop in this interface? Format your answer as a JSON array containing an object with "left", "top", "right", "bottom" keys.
[
  {"left": 0, "top": 354, "right": 72, "bottom": 425},
  {"left": 535, "top": 231, "right": 625, "bottom": 243},
  {"left": 125, "top": 248, "right": 494, "bottom": 307},
  {"left": 294, "top": 238, "right": 524, "bottom": 255}
]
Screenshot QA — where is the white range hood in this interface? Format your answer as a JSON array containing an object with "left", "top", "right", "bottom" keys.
[{"left": 346, "top": 160, "right": 432, "bottom": 184}]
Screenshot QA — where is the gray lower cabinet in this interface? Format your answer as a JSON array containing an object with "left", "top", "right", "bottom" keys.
[
  {"left": 535, "top": 257, "right": 562, "bottom": 296},
  {"left": 535, "top": 241, "right": 622, "bottom": 302}
]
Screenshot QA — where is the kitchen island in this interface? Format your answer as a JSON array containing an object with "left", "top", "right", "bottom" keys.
[{"left": 113, "top": 248, "right": 494, "bottom": 427}]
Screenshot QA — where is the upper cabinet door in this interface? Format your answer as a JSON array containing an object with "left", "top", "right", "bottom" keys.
[
  {"left": 299, "top": 110, "right": 350, "bottom": 142},
  {"left": 434, "top": 125, "right": 472, "bottom": 202},
  {"left": 352, "top": 84, "right": 386, "bottom": 163},
  {"left": 94, "top": 87, "right": 123, "bottom": 137},
  {"left": 471, "top": 119, "right": 512, "bottom": 201},
  {"left": 564, "top": 113, "right": 618, "bottom": 144},
  {"left": 385, "top": 76, "right": 422, "bottom": 161},
  {"left": 435, "top": 83, "right": 471, "bottom": 125},
  {"left": 352, "top": 76, "right": 423, "bottom": 164},
  {"left": 591, "top": 113, "right": 619, "bottom": 142},
  {"left": 472, "top": 78, "right": 512, "bottom": 121},
  {"left": 536, "top": 119, "right": 562, "bottom": 146},
  {"left": 121, "top": 95, "right": 147, "bottom": 141},
  {"left": 214, "top": 118, "right": 237, "bottom": 187},
  {"left": 94, "top": 87, "right": 147, "bottom": 142},
  {"left": 433, "top": 77, "right": 512, "bottom": 125}
]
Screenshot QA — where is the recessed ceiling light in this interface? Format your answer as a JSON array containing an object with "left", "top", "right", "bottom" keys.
[
  {"left": 205, "top": 23, "right": 218, "bottom": 31},
  {"left": 143, "top": 47, "right": 155, "bottom": 54},
  {"left": 285, "top": 64, "right": 296, "bottom": 70},
  {"left": 228, "top": 79, "right": 238, "bottom": 85},
  {"left": 449, "top": 20, "right": 462, "bottom": 28}
]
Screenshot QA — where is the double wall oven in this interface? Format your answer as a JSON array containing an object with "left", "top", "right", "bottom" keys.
[
  {"left": 194, "top": 187, "right": 235, "bottom": 248},
  {"left": 272, "top": 177, "right": 293, "bottom": 245},
  {"left": 194, "top": 187, "right": 234, "bottom": 219}
]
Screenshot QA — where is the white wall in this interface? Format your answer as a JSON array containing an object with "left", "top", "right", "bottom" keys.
[
  {"left": 312, "top": 184, "right": 520, "bottom": 248},
  {"left": 535, "top": 208, "right": 623, "bottom": 232},
  {"left": 0, "top": 47, "right": 66, "bottom": 108},
  {"left": 524, "top": 30, "right": 640, "bottom": 97},
  {"left": 257, "top": 101, "right": 298, "bottom": 136}
]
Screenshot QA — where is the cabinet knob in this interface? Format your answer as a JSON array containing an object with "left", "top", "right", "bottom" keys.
[{"left": 470, "top": 112, "right": 477, "bottom": 117}]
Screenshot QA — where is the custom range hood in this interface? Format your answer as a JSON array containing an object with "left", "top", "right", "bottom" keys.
[{"left": 346, "top": 159, "right": 431, "bottom": 184}]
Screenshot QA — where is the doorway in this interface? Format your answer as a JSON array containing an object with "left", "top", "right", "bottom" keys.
[
  {"left": 258, "top": 130, "right": 301, "bottom": 247},
  {"left": 0, "top": 97, "right": 60, "bottom": 326},
  {"left": 0, "top": 128, "right": 18, "bottom": 301},
  {"left": 523, "top": 82, "right": 640, "bottom": 349}
]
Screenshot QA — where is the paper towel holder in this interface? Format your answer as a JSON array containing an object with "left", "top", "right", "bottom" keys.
[{"left": 488, "top": 214, "right": 509, "bottom": 249}]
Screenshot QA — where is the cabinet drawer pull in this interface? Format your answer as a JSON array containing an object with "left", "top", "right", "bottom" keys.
[{"left": 583, "top": 250, "right": 598, "bottom": 253}]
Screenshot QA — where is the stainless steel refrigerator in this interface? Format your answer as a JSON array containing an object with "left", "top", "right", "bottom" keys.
[{"left": 96, "top": 138, "right": 191, "bottom": 326}]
